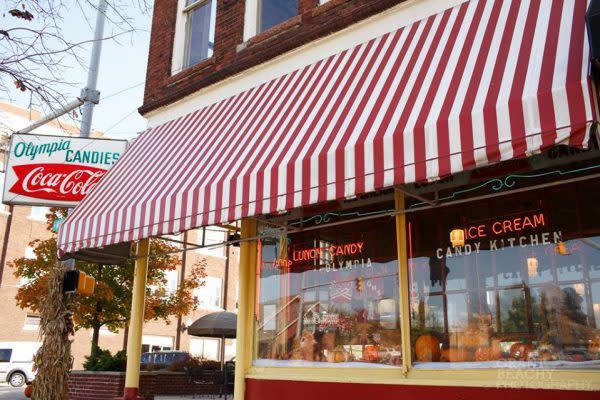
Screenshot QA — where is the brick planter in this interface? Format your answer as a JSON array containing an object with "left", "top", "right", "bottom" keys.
[
  {"left": 68, "top": 370, "right": 222, "bottom": 399},
  {"left": 154, "top": 371, "right": 221, "bottom": 396},
  {"left": 67, "top": 371, "right": 155, "bottom": 400}
]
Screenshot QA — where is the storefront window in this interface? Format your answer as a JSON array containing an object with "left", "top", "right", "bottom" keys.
[
  {"left": 407, "top": 181, "right": 600, "bottom": 369},
  {"left": 254, "top": 202, "right": 402, "bottom": 368}
]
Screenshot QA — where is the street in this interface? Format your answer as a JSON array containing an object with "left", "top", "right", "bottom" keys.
[{"left": 0, "top": 384, "right": 26, "bottom": 400}]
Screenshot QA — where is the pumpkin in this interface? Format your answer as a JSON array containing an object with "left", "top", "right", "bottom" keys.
[
  {"left": 447, "top": 347, "right": 469, "bottom": 362},
  {"left": 414, "top": 335, "right": 441, "bottom": 362},
  {"left": 364, "top": 345, "right": 380, "bottom": 362},
  {"left": 24, "top": 384, "right": 33, "bottom": 398},
  {"left": 440, "top": 348, "right": 450, "bottom": 362},
  {"left": 588, "top": 337, "right": 600, "bottom": 358},
  {"left": 474, "top": 347, "right": 492, "bottom": 361},
  {"left": 565, "top": 352, "right": 586, "bottom": 362},
  {"left": 299, "top": 331, "right": 316, "bottom": 361},
  {"left": 489, "top": 339, "right": 503, "bottom": 360},
  {"left": 509, "top": 342, "right": 533, "bottom": 361}
]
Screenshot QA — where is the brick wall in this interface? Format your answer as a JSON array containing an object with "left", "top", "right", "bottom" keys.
[
  {"left": 67, "top": 371, "right": 155, "bottom": 400},
  {"left": 67, "top": 371, "right": 222, "bottom": 399},
  {"left": 140, "top": 0, "right": 408, "bottom": 115},
  {"left": 154, "top": 371, "right": 221, "bottom": 396}
]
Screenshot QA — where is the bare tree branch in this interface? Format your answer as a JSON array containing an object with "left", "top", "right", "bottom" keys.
[{"left": 0, "top": 0, "right": 151, "bottom": 122}]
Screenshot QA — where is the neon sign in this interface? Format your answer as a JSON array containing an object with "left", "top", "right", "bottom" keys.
[
  {"left": 268, "top": 241, "right": 366, "bottom": 270},
  {"left": 292, "top": 241, "right": 364, "bottom": 262},
  {"left": 463, "top": 212, "right": 545, "bottom": 240}
]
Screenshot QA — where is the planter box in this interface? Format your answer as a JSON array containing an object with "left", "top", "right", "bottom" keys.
[
  {"left": 67, "top": 371, "right": 155, "bottom": 400},
  {"left": 154, "top": 371, "right": 221, "bottom": 396},
  {"left": 67, "top": 370, "right": 222, "bottom": 399}
]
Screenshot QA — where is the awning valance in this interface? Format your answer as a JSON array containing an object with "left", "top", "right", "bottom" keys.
[{"left": 58, "top": 0, "right": 598, "bottom": 256}]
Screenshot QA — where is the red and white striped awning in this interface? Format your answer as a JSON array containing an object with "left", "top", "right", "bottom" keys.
[{"left": 58, "top": 0, "right": 598, "bottom": 255}]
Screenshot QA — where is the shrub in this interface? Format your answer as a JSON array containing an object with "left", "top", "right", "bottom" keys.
[
  {"left": 199, "top": 359, "right": 221, "bottom": 371},
  {"left": 83, "top": 346, "right": 127, "bottom": 371},
  {"left": 168, "top": 356, "right": 221, "bottom": 372},
  {"left": 169, "top": 355, "right": 201, "bottom": 372}
]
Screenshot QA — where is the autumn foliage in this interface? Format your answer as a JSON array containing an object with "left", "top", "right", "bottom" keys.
[{"left": 13, "top": 208, "right": 206, "bottom": 353}]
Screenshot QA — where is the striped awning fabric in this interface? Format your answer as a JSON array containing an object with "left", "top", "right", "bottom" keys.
[{"left": 58, "top": 0, "right": 598, "bottom": 255}]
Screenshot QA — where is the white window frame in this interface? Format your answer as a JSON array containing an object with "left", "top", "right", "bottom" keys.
[
  {"left": 142, "top": 335, "right": 174, "bottom": 352},
  {"left": 165, "top": 269, "right": 179, "bottom": 294},
  {"left": 189, "top": 337, "right": 221, "bottom": 360},
  {"left": 24, "top": 245, "right": 36, "bottom": 260},
  {"left": 243, "top": 0, "right": 300, "bottom": 41},
  {"left": 172, "top": 0, "right": 216, "bottom": 75},
  {"left": 243, "top": 0, "right": 259, "bottom": 42},
  {"left": 162, "top": 233, "right": 183, "bottom": 249},
  {"left": 196, "top": 276, "right": 223, "bottom": 310},
  {"left": 23, "top": 314, "right": 40, "bottom": 331},
  {"left": 148, "top": 269, "right": 179, "bottom": 296},
  {"left": 196, "top": 227, "right": 226, "bottom": 258}
]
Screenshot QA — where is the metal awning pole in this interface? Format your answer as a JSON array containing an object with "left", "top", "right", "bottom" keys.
[{"left": 119, "top": 238, "right": 149, "bottom": 400}]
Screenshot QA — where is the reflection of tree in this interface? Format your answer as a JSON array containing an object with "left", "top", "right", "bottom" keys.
[
  {"left": 561, "top": 287, "right": 587, "bottom": 326},
  {"left": 502, "top": 290, "right": 541, "bottom": 334},
  {"left": 502, "top": 294, "right": 528, "bottom": 333},
  {"left": 426, "top": 310, "right": 443, "bottom": 333},
  {"left": 535, "top": 286, "right": 590, "bottom": 347}
]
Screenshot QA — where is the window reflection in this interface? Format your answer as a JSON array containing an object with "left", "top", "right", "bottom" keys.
[
  {"left": 408, "top": 183, "right": 600, "bottom": 368},
  {"left": 259, "top": 0, "right": 298, "bottom": 32},
  {"left": 185, "top": 0, "right": 216, "bottom": 67},
  {"left": 254, "top": 209, "right": 402, "bottom": 368}
]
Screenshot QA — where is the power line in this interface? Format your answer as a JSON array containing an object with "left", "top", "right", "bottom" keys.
[
  {"left": 104, "top": 108, "right": 139, "bottom": 134},
  {"left": 102, "top": 82, "right": 145, "bottom": 101}
]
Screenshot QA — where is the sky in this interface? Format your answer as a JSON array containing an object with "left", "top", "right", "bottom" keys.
[{"left": 4, "top": 0, "right": 153, "bottom": 141}]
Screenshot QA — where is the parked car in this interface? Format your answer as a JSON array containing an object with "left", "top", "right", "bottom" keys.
[
  {"left": 0, "top": 342, "right": 42, "bottom": 387},
  {"left": 140, "top": 351, "right": 190, "bottom": 370}
]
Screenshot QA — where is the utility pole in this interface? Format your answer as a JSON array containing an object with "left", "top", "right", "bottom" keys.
[
  {"left": 62, "top": 0, "right": 107, "bottom": 272},
  {"left": 79, "top": 0, "right": 108, "bottom": 138}
]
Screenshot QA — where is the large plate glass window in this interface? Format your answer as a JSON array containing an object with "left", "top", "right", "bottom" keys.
[
  {"left": 407, "top": 180, "right": 600, "bottom": 369},
  {"left": 254, "top": 200, "right": 402, "bottom": 368},
  {"left": 184, "top": 0, "right": 216, "bottom": 68},
  {"left": 258, "top": 0, "right": 298, "bottom": 33}
]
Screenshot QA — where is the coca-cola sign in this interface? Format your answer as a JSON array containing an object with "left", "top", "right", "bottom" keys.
[{"left": 3, "top": 134, "right": 127, "bottom": 207}]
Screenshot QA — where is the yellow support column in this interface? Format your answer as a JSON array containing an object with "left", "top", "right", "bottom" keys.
[
  {"left": 115, "top": 238, "right": 150, "bottom": 400},
  {"left": 395, "top": 190, "right": 412, "bottom": 376},
  {"left": 234, "top": 219, "right": 257, "bottom": 400}
]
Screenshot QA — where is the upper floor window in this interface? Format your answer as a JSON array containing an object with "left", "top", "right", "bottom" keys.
[
  {"left": 196, "top": 227, "right": 226, "bottom": 257},
  {"left": 162, "top": 233, "right": 183, "bottom": 249},
  {"left": 23, "top": 314, "right": 40, "bottom": 331},
  {"left": 243, "top": 0, "right": 298, "bottom": 41},
  {"left": 184, "top": 0, "right": 216, "bottom": 68},
  {"left": 24, "top": 246, "right": 36, "bottom": 260},
  {"left": 196, "top": 276, "right": 223, "bottom": 309},
  {"left": 165, "top": 269, "right": 179, "bottom": 294},
  {"left": 258, "top": 0, "right": 298, "bottom": 33},
  {"left": 29, "top": 206, "right": 49, "bottom": 221}
]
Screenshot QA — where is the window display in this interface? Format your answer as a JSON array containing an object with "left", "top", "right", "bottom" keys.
[
  {"left": 407, "top": 181, "right": 600, "bottom": 369},
  {"left": 254, "top": 205, "right": 402, "bottom": 368}
]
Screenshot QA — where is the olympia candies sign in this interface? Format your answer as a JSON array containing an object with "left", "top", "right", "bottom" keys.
[{"left": 3, "top": 134, "right": 128, "bottom": 207}]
